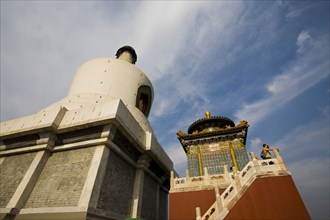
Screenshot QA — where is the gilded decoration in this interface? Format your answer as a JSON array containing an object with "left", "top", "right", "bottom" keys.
[
  {"left": 176, "top": 130, "right": 185, "bottom": 136},
  {"left": 176, "top": 120, "right": 249, "bottom": 138},
  {"left": 187, "top": 140, "right": 245, "bottom": 155},
  {"left": 238, "top": 120, "right": 248, "bottom": 126}
]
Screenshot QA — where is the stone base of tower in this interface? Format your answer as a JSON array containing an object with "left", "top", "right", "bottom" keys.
[{"left": 0, "top": 99, "right": 173, "bottom": 220}]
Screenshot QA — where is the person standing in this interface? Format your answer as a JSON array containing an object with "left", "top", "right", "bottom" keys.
[{"left": 260, "top": 144, "right": 274, "bottom": 159}]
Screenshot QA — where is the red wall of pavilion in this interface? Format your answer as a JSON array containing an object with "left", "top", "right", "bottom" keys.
[
  {"left": 225, "top": 175, "right": 311, "bottom": 220},
  {"left": 169, "top": 189, "right": 221, "bottom": 220},
  {"left": 169, "top": 175, "right": 310, "bottom": 220}
]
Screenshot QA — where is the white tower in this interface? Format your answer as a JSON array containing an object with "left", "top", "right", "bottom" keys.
[{"left": 0, "top": 46, "right": 173, "bottom": 220}]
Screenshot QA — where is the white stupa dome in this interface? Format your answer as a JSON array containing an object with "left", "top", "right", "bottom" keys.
[{"left": 40, "top": 46, "right": 154, "bottom": 131}]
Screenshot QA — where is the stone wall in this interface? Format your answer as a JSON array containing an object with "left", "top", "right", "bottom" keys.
[
  {"left": 159, "top": 187, "right": 168, "bottom": 220},
  {"left": 0, "top": 152, "right": 36, "bottom": 207},
  {"left": 24, "top": 147, "right": 95, "bottom": 208},
  {"left": 141, "top": 173, "right": 158, "bottom": 220},
  {"left": 97, "top": 150, "right": 135, "bottom": 216},
  {"left": 112, "top": 129, "right": 141, "bottom": 161}
]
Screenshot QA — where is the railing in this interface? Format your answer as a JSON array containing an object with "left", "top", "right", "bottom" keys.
[
  {"left": 197, "top": 149, "right": 289, "bottom": 220},
  {"left": 171, "top": 166, "right": 233, "bottom": 192},
  {"left": 197, "top": 203, "right": 217, "bottom": 220}
]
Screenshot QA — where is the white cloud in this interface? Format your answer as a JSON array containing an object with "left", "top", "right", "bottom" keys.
[
  {"left": 147, "top": 2, "right": 287, "bottom": 120},
  {"left": 296, "top": 31, "right": 311, "bottom": 47},
  {"left": 286, "top": 4, "right": 311, "bottom": 19},
  {"left": 166, "top": 143, "right": 187, "bottom": 165},
  {"left": 165, "top": 142, "right": 187, "bottom": 177},
  {"left": 234, "top": 31, "right": 329, "bottom": 126},
  {"left": 249, "top": 137, "right": 263, "bottom": 154},
  {"left": 134, "top": 1, "right": 205, "bottom": 81},
  {"left": 274, "top": 118, "right": 329, "bottom": 162},
  {"left": 296, "top": 30, "right": 311, "bottom": 54}
]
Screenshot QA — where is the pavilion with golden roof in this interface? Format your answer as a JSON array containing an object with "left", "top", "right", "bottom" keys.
[
  {"left": 170, "top": 112, "right": 310, "bottom": 220},
  {"left": 177, "top": 112, "right": 249, "bottom": 176}
]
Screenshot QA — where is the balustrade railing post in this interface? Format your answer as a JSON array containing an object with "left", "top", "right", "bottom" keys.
[
  {"left": 223, "top": 165, "right": 230, "bottom": 184},
  {"left": 204, "top": 167, "right": 210, "bottom": 185},
  {"left": 232, "top": 166, "right": 242, "bottom": 190},
  {"left": 215, "top": 186, "right": 223, "bottom": 213},
  {"left": 232, "top": 166, "right": 237, "bottom": 175},
  {"left": 196, "top": 207, "right": 201, "bottom": 220},
  {"left": 250, "top": 152, "right": 261, "bottom": 173},
  {"left": 249, "top": 151, "right": 258, "bottom": 160},
  {"left": 273, "top": 148, "right": 287, "bottom": 170},
  {"left": 170, "top": 171, "right": 174, "bottom": 188}
]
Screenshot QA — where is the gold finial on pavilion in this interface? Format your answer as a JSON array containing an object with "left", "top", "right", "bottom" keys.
[{"left": 205, "top": 111, "right": 211, "bottom": 118}]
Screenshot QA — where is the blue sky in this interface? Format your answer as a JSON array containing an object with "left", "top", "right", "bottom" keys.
[{"left": 1, "top": 1, "right": 329, "bottom": 219}]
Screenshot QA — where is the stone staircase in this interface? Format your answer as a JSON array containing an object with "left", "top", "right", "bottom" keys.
[{"left": 196, "top": 149, "right": 290, "bottom": 220}]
